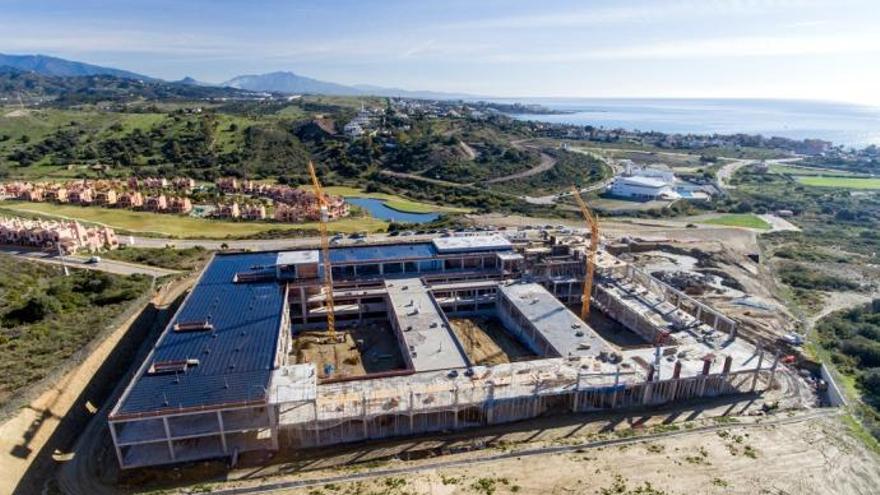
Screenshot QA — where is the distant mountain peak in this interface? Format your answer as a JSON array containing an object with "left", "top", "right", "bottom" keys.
[
  {"left": 175, "top": 76, "right": 214, "bottom": 87},
  {"left": 0, "top": 53, "right": 154, "bottom": 81},
  {"left": 221, "top": 71, "right": 362, "bottom": 95}
]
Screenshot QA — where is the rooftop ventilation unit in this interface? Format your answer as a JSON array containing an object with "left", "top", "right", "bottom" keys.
[
  {"left": 148, "top": 358, "right": 200, "bottom": 375},
  {"left": 173, "top": 320, "right": 214, "bottom": 332}
]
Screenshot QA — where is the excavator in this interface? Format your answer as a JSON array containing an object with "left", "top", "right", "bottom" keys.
[
  {"left": 307, "top": 160, "right": 338, "bottom": 342},
  {"left": 571, "top": 186, "right": 599, "bottom": 322}
]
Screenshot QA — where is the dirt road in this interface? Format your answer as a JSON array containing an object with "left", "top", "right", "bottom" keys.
[{"left": 485, "top": 140, "right": 557, "bottom": 185}]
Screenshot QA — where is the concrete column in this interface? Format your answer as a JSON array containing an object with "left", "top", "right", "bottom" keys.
[
  {"left": 668, "top": 378, "right": 680, "bottom": 401},
  {"left": 722, "top": 355, "right": 733, "bottom": 374},
  {"left": 701, "top": 357, "right": 712, "bottom": 375},
  {"left": 108, "top": 422, "right": 124, "bottom": 468},
  {"left": 361, "top": 395, "right": 368, "bottom": 439},
  {"left": 299, "top": 286, "right": 307, "bottom": 323},
  {"left": 751, "top": 349, "right": 765, "bottom": 392},
  {"left": 267, "top": 406, "right": 279, "bottom": 450},
  {"left": 672, "top": 361, "right": 682, "bottom": 379},
  {"left": 766, "top": 354, "right": 780, "bottom": 392},
  {"left": 162, "top": 416, "right": 175, "bottom": 460},
  {"left": 641, "top": 383, "right": 653, "bottom": 405},
  {"left": 313, "top": 401, "right": 320, "bottom": 445},
  {"left": 409, "top": 390, "right": 415, "bottom": 433},
  {"left": 453, "top": 387, "right": 459, "bottom": 429},
  {"left": 217, "top": 411, "right": 228, "bottom": 453},
  {"left": 485, "top": 383, "right": 495, "bottom": 424}
]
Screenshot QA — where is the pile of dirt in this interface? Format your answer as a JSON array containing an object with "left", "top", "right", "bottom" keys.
[{"left": 294, "top": 332, "right": 366, "bottom": 379}]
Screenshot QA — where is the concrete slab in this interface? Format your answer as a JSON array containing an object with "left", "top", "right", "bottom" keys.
[{"left": 386, "top": 278, "right": 468, "bottom": 372}]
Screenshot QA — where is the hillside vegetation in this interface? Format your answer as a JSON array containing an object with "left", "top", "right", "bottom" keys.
[
  {"left": 0, "top": 255, "right": 152, "bottom": 402},
  {"left": 0, "top": 96, "right": 593, "bottom": 216},
  {"left": 816, "top": 301, "right": 880, "bottom": 440}
]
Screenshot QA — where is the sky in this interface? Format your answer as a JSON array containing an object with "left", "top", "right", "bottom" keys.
[{"left": 1, "top": 0, "right": 880, "bottom": 105}]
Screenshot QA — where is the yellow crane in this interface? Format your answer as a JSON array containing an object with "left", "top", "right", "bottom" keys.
[
  {"left": 307, "top": 160, "right": 337, "bottom": 341},
  {"left": 571, "top": 186, "right": 599, "bottom": 322}
]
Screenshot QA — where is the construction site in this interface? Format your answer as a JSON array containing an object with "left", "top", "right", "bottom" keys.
[
  {"left": 93, "top": 167, "right": 776, "bottom": 471},
  {"left": 107, "top": 225, "right": 783, "bottom": 469}
]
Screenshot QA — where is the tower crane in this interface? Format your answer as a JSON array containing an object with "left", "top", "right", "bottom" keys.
[
  {"left": 307, "top": 160, "right": 337, "bottom": 341},
  {"left": 571, "top": 186, "right": 599, "bottom": 322}
]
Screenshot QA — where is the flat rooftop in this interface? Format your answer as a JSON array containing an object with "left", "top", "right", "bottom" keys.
[
  {"left": 277, "top": 250, "right": 319, "bottom": 265},
  {"left": 327, "top": 242, "right": 436, "bottom": 264},
  {"left": 112, "top": 252, "right": 286, "bottom": 419},
  {"left": 432, "top": 235, "right": 512, "bottom": 254},
  {"left": 499, "top": 282, "right": 612, "bottom": 359},
  {"left": 386, "top": 278, "right": 469, "bottom": 372}
]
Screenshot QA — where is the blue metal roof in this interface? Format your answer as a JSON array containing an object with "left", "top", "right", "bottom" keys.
[
  {"left": 114, "top": 252, "right": 285, "bottom": 417},
  {"left": 327, "top": 242, "right": 437, "bottom": 264}
]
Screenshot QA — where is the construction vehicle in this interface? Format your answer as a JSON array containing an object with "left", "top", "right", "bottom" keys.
[
  {"left": 307, "top": 160, "right": 337, "bottom": 342},
  {"left": 571, "top": 186, "right": 599, "bottom": 322}
]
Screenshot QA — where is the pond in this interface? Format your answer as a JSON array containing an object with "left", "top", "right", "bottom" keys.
[{"left": 345, "top": 197, "right": 440, "bottom": 224}]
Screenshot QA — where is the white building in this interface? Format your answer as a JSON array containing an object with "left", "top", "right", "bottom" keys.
[
  {"left": 608, "top": 176, "right": 680, "bottom": 200},
  {"left": 607, "top": 161, "right": 682, "bottom": 200},
  {"left": 622, "top": 161, "right": 676, "bottom": 184},
  {"left": 343, "top": 121, "right": 365, "bottom": 138}
]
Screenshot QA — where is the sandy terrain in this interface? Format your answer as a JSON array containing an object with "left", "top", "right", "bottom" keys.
[
  {"left": 214, "top": 414, "right": 879, "bottom": 495},
  {"left": 449, "top": 317, "right": 535, "bottom": 365},
  {"left": 294, "top": 322, "right": 406, "bottom": 380}
]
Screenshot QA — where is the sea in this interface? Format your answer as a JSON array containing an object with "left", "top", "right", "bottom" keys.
[{"left": 502, "top": 98, "right": 880, "bottom": 149}]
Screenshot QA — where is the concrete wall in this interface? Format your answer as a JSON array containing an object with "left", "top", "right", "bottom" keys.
[{"left": 820, "top": 363, "right": 848, "bottom": 407}]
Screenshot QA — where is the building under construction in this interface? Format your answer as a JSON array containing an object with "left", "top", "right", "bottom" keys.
[{"left": 107, "top": 234, "right": 778, "bottom": 469}]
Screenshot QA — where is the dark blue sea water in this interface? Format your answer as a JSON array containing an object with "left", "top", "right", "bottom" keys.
[{"left": 504, "top": 98, "right": 880, "bottom": 148}]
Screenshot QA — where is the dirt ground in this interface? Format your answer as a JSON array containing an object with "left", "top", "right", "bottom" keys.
[
  {"left": 260, "top": 414, "right": 880, "bottom": 495},
  {"left": 294, "top": 322, "right": 406, "bottom": 380},
  {"left": 449, "top": 317, "right": 536, "bottom": 365}
]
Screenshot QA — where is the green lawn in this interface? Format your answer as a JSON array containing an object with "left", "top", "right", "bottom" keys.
[
  {"left": 795, "top": 176, "right": 880, "bottom": 189},
  {"left": 320, "top": 186, "right": 470, "bottom": 214},
  {"left": 0, "top": 201, "right": 387, "bottom": 237},
  {"left": 702, "top": 214, "right": 771, "bottom": 230},
  {"left": 769, "top": 164, "right": 862, "bottom": 177}
]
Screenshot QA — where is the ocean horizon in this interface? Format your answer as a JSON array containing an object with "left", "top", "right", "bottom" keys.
[{"left": 498, "top": 97, "right": 880, "bottom": 148}]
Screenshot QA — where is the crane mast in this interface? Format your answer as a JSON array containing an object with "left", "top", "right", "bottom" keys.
[
  {"left": 307, "top": 160, "right": 336, "bottom": 341},
  {"left": 571, "top": 186, "right": 599, "bottom": 322}
]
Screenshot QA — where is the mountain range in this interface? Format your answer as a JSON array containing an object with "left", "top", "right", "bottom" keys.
[
  {"left": 0, "top": 53, "right": 155, "bottom": 81},
  {"left": 0, "top": 52, "right": 477, "bottom": 99}
]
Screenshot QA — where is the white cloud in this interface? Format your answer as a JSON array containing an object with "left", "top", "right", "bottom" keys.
[
  {"left": 441, "top": 0, "right": 824, "bottom": 30},
  {"left": 486, "top": 32, "right": 880, "bottom": 63}
]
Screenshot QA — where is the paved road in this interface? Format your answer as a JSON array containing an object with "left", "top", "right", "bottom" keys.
[
  {"left": 717, "top": 157, "right": 803, "bottom": 191},
  {"left": 0, "top": 245, "right": 179, "bottom": 277},
  {"left": 124, "top": 232, "right": 446, "bottom": 251}
]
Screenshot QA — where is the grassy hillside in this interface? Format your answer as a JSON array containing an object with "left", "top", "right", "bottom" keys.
[
  {"left": 0, "top": 255, "right": 152, "bottom": 402},
  {"left": 0, "top": 201, "right": 387, "bottom": 237},
  {"left": 0, "top": 99, "right": 552, "bottom": 215}
]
